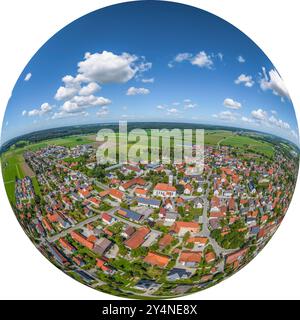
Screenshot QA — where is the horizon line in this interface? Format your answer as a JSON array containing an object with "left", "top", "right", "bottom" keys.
[{"left": 1, "top": 120, "right": 299, "bottom": 149}]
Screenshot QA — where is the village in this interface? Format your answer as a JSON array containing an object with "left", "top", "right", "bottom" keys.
[{"left": 13, "top": 140, "right": 297, "bottom": 298}]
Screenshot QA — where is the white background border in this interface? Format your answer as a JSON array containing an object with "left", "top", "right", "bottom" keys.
[{"left": 0, "top": 0, "right": 299, "bottom": 300}]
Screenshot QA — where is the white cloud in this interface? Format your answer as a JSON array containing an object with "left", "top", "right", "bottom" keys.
[
  {"left": 22, "top": 110, "right": 27, "bottom": 116},
  {"left": 213, "top": 111, "right": 236, "bottom": 121},
  {"left": 52, "top": 110, "right": 88, "bottom": 120},
  {"left": 271, "top": 110, "right": 277, "bottom": 115},
  {"left": 235, "top": 74, "right": 254, "bottom": 87},
  {"left": 141, "top": 78, "right": 154, "bottom": 83},
  {"left": 96, "top": 106, "right": 109, "bottom": 117},
  {"left": 126, "top": 87, "right": 150, "bottom": 96},
  {"left": 52, "top": 94, "right": 111, "bottom": 119},
  {"left": 184, "top": 103, "right": 197, "bottom": 109},
  {"left": 54, "top": 74, "right": 84, "bottom": 101},
  {"left": 55, "top": 85, "right": 79, "bottom": 101},
  {"left": 169, "top": 51, "right": 213, "bottom": 69},
  {"left": 174, "top": 53, "right": 192, "bottom": 63},
  {"left": 156, "top": 105, "right": 165, "bottom": 110},
  {"left": 27, "top": 103, "right": 53, "bottom": 117},
  {"left": 172, "top": 102, "right": 180, "bottom": 106},
  {"left": 268, "top": 115, "right": 290, "bottom": 129},
  {"left": 260, "top": 67, "right": 290, "bottom": 99},
  {"left": 24, "top": 73, "right": 32, "bottom": 81},
  {"left": 237, "top": 56, "right": 245, "bottom": 63},
  {"left": 251, "top": 108, "right": 267, "bottom": 121},
  {"left": 79, "top": 82, "right": 100, "bottom": 96},
  {"left": 217, "top": 53, "right": 224, "bottom": 61},
  {"left": 184, "top": 99, "right": 192, "bottom": 103},
  {"left": 78, "top": 51, "right": 149, "bottom": 84},
  {"left": 241, "top": 116, "right": 254, "bottom": 123},
  {"left": 167, "top": 108, "right": 180, "bottom": 114},
  {"left": 191, "top": 51, "right": 213, "bottom": 68},
  {"left": 223, "top": 98, "right": 242, "bottom": 109}
]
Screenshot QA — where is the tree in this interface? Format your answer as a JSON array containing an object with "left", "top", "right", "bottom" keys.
[{"left": 176, "top": 184, "right": 184, "bottom": 195}]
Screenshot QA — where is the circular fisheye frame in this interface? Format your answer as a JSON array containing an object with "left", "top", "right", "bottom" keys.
[{"left": 1, "top": 1, "right": 299, "bottom": 299}]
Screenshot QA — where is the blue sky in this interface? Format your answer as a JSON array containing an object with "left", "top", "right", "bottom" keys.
[{"left": 1, "top": 0, "right": 299, "bottom": 145}]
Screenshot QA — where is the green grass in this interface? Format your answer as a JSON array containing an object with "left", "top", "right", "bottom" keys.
[
  {"left": 31, "top": 176, "right": 41, "bottom": 197},
  {"left": 204, "top": 130, "right": 234, "bottom": 145},
  {"left": 220, "top": 135, "right": 274, "bottom": 157},
  {"left": 1, "top": 152, "right": 26, "bottom": 203}
]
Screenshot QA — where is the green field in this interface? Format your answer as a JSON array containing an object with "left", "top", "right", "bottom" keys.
[
  {"left": 220, "top": 135, "right": 274, "bottom": 157},
  {"left": 1, "top": 130, "right": 276, "bottom": 203},
  {"left": 1, "top": 153, "right": 25, "bottom": 203},
  {"left": 204, "top": 130, "right": 234, "bottom": 145}
]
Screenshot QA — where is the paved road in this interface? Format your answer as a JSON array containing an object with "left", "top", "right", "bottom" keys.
[
  {"left": 47, "top": 213, "right": 102, "bottom": 242},
  {"left": 197, "top": 177, "right": 235, "bottom": 272}
]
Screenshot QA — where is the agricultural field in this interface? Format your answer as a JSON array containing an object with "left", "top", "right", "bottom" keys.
[
  {"left": 220, "top": 135, "right": 274, "bottom": 158},
  {"left": 204, "top": 130, "right": 234, "bottom": 145}
]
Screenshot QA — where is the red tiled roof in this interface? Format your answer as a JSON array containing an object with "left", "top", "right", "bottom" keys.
[
  {"left": 109, "top": 188, "right": 124, "bottom": 200},
  {"left": 172, "top": 221, "right": 200, "bottom": 233},
  {"left": 124, "top": 227, "right": 150, "bottom": 249},
  {"left": 179, "top": 251, "right": 202, "bottom": 263},
  {"left": 121, "top": 177, "right": 146, "bottom": 190},
  {"left": 226, "top": 248, "right": 248, "bottom": 265},
  {"left": 205, "top": 251, "right": 216, "bottom": 263},
  {"left": 144, "top": 252, "right": 170, "bottom": 268},
  {"left": 102, "top": 212, "right": 113, "bottom": 222},
  {"left": 154, "top": 183, "right": 176, "bottom": 192},
  {"left": 187, "top": 237, "right": 208, "bottom": 245},
  {"left": 158, "top": 234, "right": 174, "bottom": 248}
]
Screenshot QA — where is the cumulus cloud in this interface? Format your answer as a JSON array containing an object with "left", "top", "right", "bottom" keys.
[
  {"left": 24, "top": 73, "right": 32, "bottom": 81},
  {"left": 223, "top": 98, "right": 242, "bottom": 109},
  {"left": 260, "top": 67, "right": 290, "bottom": 99},
  {"left": 268, "top": 115, "right": 290, "bottom": 129},
  {"left": 241, "top": 116, "right": 254, "bottom": 123},
  {"left": 251, "top": 108, "right": 267, "bottom": 121},
  {"left": 156, "top": 105, "right": 165, "bottom": 110},
  {"left": 22, "top": 110, "right": 27, "bottom": 116},
  {"left": 52, "top": 110, "right": 88, "bottom": 120},
  {"left": 126, "top": 87, "right": 150, "bottom": 96},
  {"left": 237, "top": 56, "right": 245, "bottom": 63},
  {"left": 141, "top": 78, "right": 154, "bottom": 83},
  {"left": 54, "top": 75, "right": 83, "bottom": 101},
  {"left": 166, "top": 108, "right": 181, "bottom": 116},
  {"left": 235, "top": 74, "right": 254, "bottom": 87},
  {"left": 77, "top": 51, "right": 147, "bottom": 84},
  {"left": 191, "top": 51, "right": 213, "bottom": 68},
  {"left": 169, "top": 51, "right": 214, "bottom": 69},
  {"left": 79, "top": 82, "right": 100, "bottom": 96},
  {"left": 97, "top": 106, "right": 109, "bottom": 117},
  {"left": 52, "top": 94, "right": 111, "bottom": 119},
  {"left": 213, "top": 111, "right": 236, "bottom": 121},
  {"left": 248, "top": 109, "right": 294, "bottom": 137},
  {"left": 55, "top": 85, "right": 79, "bottom": 101},
  {"left": 184, "top": 103, "right": 197, "bottom": 109},
  {"left": 27, "top": 103, "right": 53, "bottom": 117}
]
